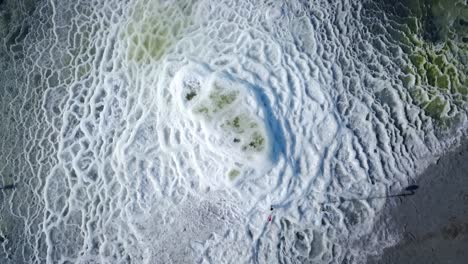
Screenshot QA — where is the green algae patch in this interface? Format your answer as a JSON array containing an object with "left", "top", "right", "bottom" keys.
[
  {"left": 122, "top": 0, "right": 193, "bottom": 63},
  {"left": 401, "top": 74, "right": 416, "bottom": 87},
  {"left": 192, "top": 85, "right": 239, "bottom": 119},
  {"left": 220, "top": 113, "right": 266, "bottom": 153},
  {"left": 457, "top": 85, "right": 468, "bottom": 96},
  {"left": 209, "top": 85, "right": 239, "bottom": 113},
  {"left": 228, "top": 169, "right": 240, "bottom": 181},
  {"left": 194, "top": 105, "right": 209, "bottom": 115},
  {"left": 77, "top": 63, "right": 92, "bottom": 79},
  {"left": 436, "top": 75, "right": 449, "bottom": 90},
  {"left": 409, "top": 53, "right": 426, "bottom": 68},
  {"left": 405, "top": 43, "right": 467, "bottom": 123},
  {"left": 223, "top": 114, "right": 258, "bottom": 134},
  {"left": 424, "top": 96, "right": 447, "bottom": 119},
  {"left": 230, "top": 116, "right": 241, "bottom": 129},
  {"left": 395, "top": 0, "right": 467, "bottom": 126},
  {"left": 244, "top": 131, "right": 265, "bottom": 152},
  {"left": 187, "top": 75, "right": 270, "bottom": 157},
  {"left": 126, "top": 22, "right": 172, "bottom": 63},
  {"left": 425, "top": 64, "right": 441, "bottom": 87},
  {"left": 185, "top": 91, "right": 197, "bottom": 101},
  {"left": 193, "top": 99, "right": 268, "bottom": 154}
]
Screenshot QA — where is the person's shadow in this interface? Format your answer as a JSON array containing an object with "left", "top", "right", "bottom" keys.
[
  {"left": 354, "top": 185, "right": 419, "bottom": 201},
  {"left": 325, "top": 185, "right": 420, "bottom": 204},
  {"left": 398, "top": 185, "right": 419, "bottom": 196}
]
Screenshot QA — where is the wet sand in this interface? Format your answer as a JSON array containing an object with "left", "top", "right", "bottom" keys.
[{"left": 368, "top": 139, "right": 468, "bottom": 264}]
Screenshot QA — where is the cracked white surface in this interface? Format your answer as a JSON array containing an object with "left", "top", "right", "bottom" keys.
[{"left": 0, "top": 0, "right": 466, "bottom": 263}]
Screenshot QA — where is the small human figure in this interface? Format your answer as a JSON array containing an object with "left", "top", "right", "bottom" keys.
[{"left": 267, "top": 205, "right": 274, "bottom": 222}]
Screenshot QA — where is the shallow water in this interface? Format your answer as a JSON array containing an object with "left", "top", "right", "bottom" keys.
[{"left": 0, "top": 0, "right": 466, "bottom": 263}]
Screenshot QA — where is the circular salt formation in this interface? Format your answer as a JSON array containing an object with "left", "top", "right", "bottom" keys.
[
  {"left": 1, "top": 0, "right": 466, "bottom": 263},
  {"left": 171, "top": 63, "right": 273, "bottom": 174}
]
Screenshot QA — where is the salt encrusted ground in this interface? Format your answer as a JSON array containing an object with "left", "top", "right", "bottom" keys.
[{"left": 0, "top": 0, "right": 466, "bottom": 263}]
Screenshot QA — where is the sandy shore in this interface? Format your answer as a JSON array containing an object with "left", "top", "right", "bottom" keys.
[{"left": 368, "top": 139, "right": 468, "bottom": 264}]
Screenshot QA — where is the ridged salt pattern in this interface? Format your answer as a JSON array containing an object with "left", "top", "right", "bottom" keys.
[{"left": 0, "top": 0, "right": 466, "bottom": 263}]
